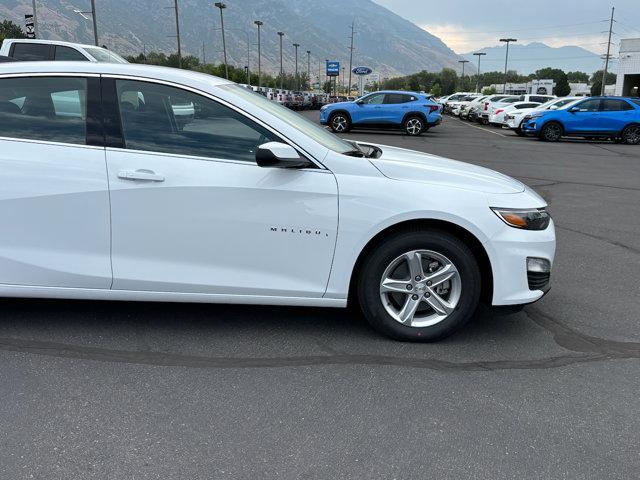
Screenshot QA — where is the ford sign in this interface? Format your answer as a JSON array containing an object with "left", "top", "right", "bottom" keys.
[{"left": 352, "top": 66, "right": 372, "bottom": 76}]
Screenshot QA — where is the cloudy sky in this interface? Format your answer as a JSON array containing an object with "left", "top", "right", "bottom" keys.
[{"left": 372, "top": 0, "right": 640, "bottom": 54}]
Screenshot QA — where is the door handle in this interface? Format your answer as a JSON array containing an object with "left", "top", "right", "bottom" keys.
[
  {"left": 118, "top": 169, "right": 165, "bottom": 182},
  {"left": 374, "top": 106, "right": 382, "bottom": 109}
]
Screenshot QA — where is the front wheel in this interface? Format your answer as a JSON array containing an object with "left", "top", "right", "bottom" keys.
[
  {"left": 329, "top": 113, "right": 351, "bottom": 133},
  {"left": 515, "top": 127, "right": 525, "bottom": 136},
  {"left": 540, "top": 122, "right": 563, "bottom": 142},
  {"left": 356, "top": 230, "right": 481, "bottom": 342},
  {"left": 621, "top": 124, "right": 640, "bottom": 145},
  {"left": 404, "top": 116, "right": 424, "bottom": 136}
]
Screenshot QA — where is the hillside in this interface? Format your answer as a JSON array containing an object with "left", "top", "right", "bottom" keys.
[
  {"left": 462, "top": 42, "right": 607, "bottom": 75},
  {"left": 0, "top": 0, "right": 462, "bottom": 76}
]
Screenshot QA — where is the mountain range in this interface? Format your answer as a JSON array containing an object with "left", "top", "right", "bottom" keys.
[
  {"left": 0, "top": 0, "right": 462, "bottom": 77},
  {"left": 462, "top": 42, "right": 608, "bottom": 75}
]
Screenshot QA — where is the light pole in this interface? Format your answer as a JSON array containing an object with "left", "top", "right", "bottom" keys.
[
  {"left": 254, "top": 20, "right": 263, "bottom": 89},
  {"left": 458, "top": 60, "right": 469, "bottom": 91},
  {"left": 499, "top": 38, "right": 517, "bottom": 94},
  {"left": 306, "top": 50, "right": 311, "bottom": 90},
  {"left": 601, "top": 7, "right": 615, "bottom": 96},
  {"left": 214, "top": 2, "right": 228, "bottom": 79},
  {"left": 31, "top": 0, "right": 38, "bottom": 38},
  {"left": 73, "top": 0, "right": 99, "bottom": 46},
  {"left": 473, "top": 52, "right": 486, "bottom": 93},
  {"left": 277, "top": 31, "right": 285, "bottom": 89},
  {"left": 347, "top": 19, "right": 355, "bottom": 95},
  {"left": 293, "top": 43, "right": 300, "bottom": 90}
]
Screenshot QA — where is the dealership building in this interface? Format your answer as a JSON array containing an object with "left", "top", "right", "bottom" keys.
[{"left": 615, "top": 38, "right": 640, "bottom": 97}]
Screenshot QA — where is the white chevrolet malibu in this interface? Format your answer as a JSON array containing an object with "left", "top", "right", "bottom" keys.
[{"left": 0, "top": 62, "right": 555, "bottom": 341}]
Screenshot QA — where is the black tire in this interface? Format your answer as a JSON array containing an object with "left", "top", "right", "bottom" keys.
[
  {"left": 403, "top": 116, "right": 424, "bottom": 136},
  {"left": 356, "top": 229, "right": 481, "bottom": 342},
  {"left": 479, "top": 117, "right": 489, "bottom": 125},
  {"left": 621, "top": 124, "right": 640, "bottom": 145},
  {"left": 329, "top": 112, "right": 351, "bottom": 134},
  {"left": 515, "top": 127, "right": 525, "bottom": 136},
  {"left": 540, "top": 122, "right": 563, "bottom": 142}
]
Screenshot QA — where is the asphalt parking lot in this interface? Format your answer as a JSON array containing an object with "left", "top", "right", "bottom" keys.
[{"left": 1, "top": 112, "right": 639, "bottom": 479}]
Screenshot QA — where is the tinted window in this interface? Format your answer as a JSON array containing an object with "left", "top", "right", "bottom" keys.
[
  {"left": 0, "top": 77, "right": 87, "bottom": 144},
  {"left": 384, "top": 93, "right": 413, "bottom": 104},
  {"left": 575, "top": 99, "right": 600, "bottom": 112},
  {"left": 601, "top": 99, "right": 633, "bottom": 111},
  {"left": 632, "top": 99, "right": 640, "bottom": 107},
  {"left": 116, "top": 80, "right": 279, "bottom": 162},
  {"left": 10, "top": 42, "right": 51, "bottom": 61},
  {"left": 54, "top": 46, "right": 88, "bottom": 61},
  {"left": 362, "top": 93, "right": 385, "bottom": 104}
]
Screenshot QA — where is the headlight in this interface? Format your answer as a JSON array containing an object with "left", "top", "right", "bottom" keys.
[{"left": 491, "top": 207, "right": 551, "bottom": 230}]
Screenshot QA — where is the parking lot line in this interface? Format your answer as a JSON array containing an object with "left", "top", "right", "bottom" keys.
[{"left": 452, "top": 117, "right": 511, "bottom": 138}]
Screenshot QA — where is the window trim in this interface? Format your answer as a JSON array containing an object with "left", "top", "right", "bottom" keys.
[
  {"left": 102, "top": 74, "right": 327, "bottom": 169},
  {"left": 0, "top": 72, "right": 101, "bottom": 148},
  {"left": 9, "top": 42, "right": 54, "bottom": 61}
]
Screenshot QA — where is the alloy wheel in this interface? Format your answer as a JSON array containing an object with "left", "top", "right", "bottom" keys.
[
  {"left": 623, "top": 125, "right": 640, "bottom": 145},
  {"left": 379, "top": 249, "right": 461, "bottom": 327},
  {"left": 543, "top": 123, "right": 562, "bottom": 141},
  {"left": 405, "top": 118, "right": 423, "bottom": 135},
  {"left": 331, "top": 115, "right": 348, "bottom": 133}
]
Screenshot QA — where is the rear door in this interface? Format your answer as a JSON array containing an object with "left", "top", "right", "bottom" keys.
[
  {"left": 599, "top": 99, "right": 635, "bottom": 133},
  {"left": 0, "top": 75, "right": 111, "bottom": 288},
  {"left": 382, "top": 93, "right": 416, "bottom": 124}
]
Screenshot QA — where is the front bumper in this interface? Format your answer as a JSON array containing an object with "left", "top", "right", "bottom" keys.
[
  {"left": 488, "top": 219, "right": 556, "bottom": 306},
  {"left": 521, "top": 118, "right": 542, "bottom": 136}
]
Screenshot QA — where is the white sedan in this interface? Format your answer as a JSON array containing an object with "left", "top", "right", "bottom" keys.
[
  {"left": 0, "top": 61, "right": 555, "bottom": 341},
  {"left": 504, "top": 97, "right": 581, "bottom": 135},
  {"left": 489, "top": 101, "right": 543, "bottom": 126}
]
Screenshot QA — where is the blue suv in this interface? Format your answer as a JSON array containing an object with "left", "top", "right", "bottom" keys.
[
  {"left": 521, "top": 96, "right": 640, "bottom": 144},
  {"left": 320, "top": 91, "right": 442, "bottom": 136}
]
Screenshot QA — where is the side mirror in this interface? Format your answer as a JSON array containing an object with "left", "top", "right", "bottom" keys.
[
  {"left": 569, "top": 106, "right": 580, "bottom": 113},
  {"left": 549, "top": 105, "right": 558, "bottom": 110},
  {"left": 256, "top": 142, "right": 314, "bottom": 169},
  {"left": 355, "top": 99, "right": 364, "bottom": 105}
]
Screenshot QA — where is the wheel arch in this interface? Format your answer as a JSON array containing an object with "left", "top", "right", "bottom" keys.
[
  {"left": 347, "top": 218, "right": 493, "bottom": 307},
  {"left": 402, "top": 111, "right": 427, "bottom": 125},
  {"left": 329, "top": 109, "right": 352, "bottom": 123}
]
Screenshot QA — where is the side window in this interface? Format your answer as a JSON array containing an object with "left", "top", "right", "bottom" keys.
[
  {"left": 384, "top": 93, "right": 405, "bottom": 104},
  {"left": 362, "top": 93, "right": 385, "bottom": 104},
  {"left": 10, "top": 42, "right": 51, "bottom": 61},
  {"left": 54, "top": 46, "right": 89, "bottom": 61},
  {"left": 0, "top": 76, "right": 87, "bottom": 145},
  {"left": 575, "top": 99, "right": 600, "bottom": 112},
  {"left": 601, "top": 99, "right": 633, "bottom": 111},
  {"left": 115, "top": 80, "right": 279, "bottom": 162}
]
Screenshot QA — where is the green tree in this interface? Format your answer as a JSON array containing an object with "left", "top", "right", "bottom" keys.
[
  {"left": 439, "top": 68, "right": 458, "bottom": 95},
  {"left": 482, "top": 86, "right": 497, "bottom": 95},
  {"left": 589, "top": 70, "right": 617, "bottom": 96},
  {"left": 566, "top": 71, "right": 589, "bottom": 83},
  {"left": 0, "top": 20, "right": 27, "bottom": 44},
  {"left": 429, "top": 83, "right": 442, "bottom": 97}
]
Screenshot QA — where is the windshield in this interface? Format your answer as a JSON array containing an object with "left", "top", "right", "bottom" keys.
[
  {"left": 221, "top": 83, "right": 355, "bottom": 154},
  {"left": 84, "top": 47, "right": 128, "bottom": 64}
]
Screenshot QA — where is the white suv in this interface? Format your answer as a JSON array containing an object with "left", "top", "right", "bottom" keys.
[
  {"left": 0, "top": 39, "right": 127, "bottom": 63},
  {"left": 0, "top": 61, "right": 555, "bottom": 341}
]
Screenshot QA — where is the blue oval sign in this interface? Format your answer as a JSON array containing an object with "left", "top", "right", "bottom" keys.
[{"left": 352, "top": 66, "right": 372, "bottom": 76}]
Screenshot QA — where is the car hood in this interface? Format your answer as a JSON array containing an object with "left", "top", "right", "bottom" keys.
[
  {"left": 327, "top": 101, "right": 353, "bottom": 108},
  {"left": 367, "top": 144, "right": 525, "bottom": 194}
]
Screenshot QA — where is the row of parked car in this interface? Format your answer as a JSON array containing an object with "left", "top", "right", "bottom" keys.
[
  {"left": 239, "top": 85, "right": 356, "bottom": 110},
  {"left": 440, "top": 92, "right": 640, "bottom": 144}
]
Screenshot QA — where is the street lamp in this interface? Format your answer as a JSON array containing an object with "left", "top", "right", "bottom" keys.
[
  {"left": 473, "top": 52, "right": 486, "bottom": 93},
  {"left": 458, "top": 60, "right": 469, "bottom": 90},
  {"left": 293, "top": 43, "right": 300, "bottom": 90},
  {"left": 214, "top": 2, "right": 228, "bottom": 79},
  {"left": 499, "top": 38, "right": 517, "bottom": 94},
  {"left": 73, "top": 0, "right": 99, "bottom": 46},
  {"left": 277, "top": 31, "right": 285, "bottom": 89},
  {"left": 254, "top": 20, "right": 263, "bottom": 89}
]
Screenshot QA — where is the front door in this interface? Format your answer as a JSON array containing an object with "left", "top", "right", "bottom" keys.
[
  {"left": 105, "top": 78, "right": 338, "bottom": 298},
  {"left": 351, "top": 92, "right": 386, "bottom": 124},
  {"left": 0, "top": 75, "right": 111, "bottom": 288},
  {"left": 564, "top": 98, "right": 601, "bottom": 133}
]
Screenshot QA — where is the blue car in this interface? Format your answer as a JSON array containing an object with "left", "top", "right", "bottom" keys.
[
  {"left": 320, "top": 90, "right": 442, "bottom": 136},
  {"left": 521, "top": 96, "right": 640, "bottom": 144}
]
